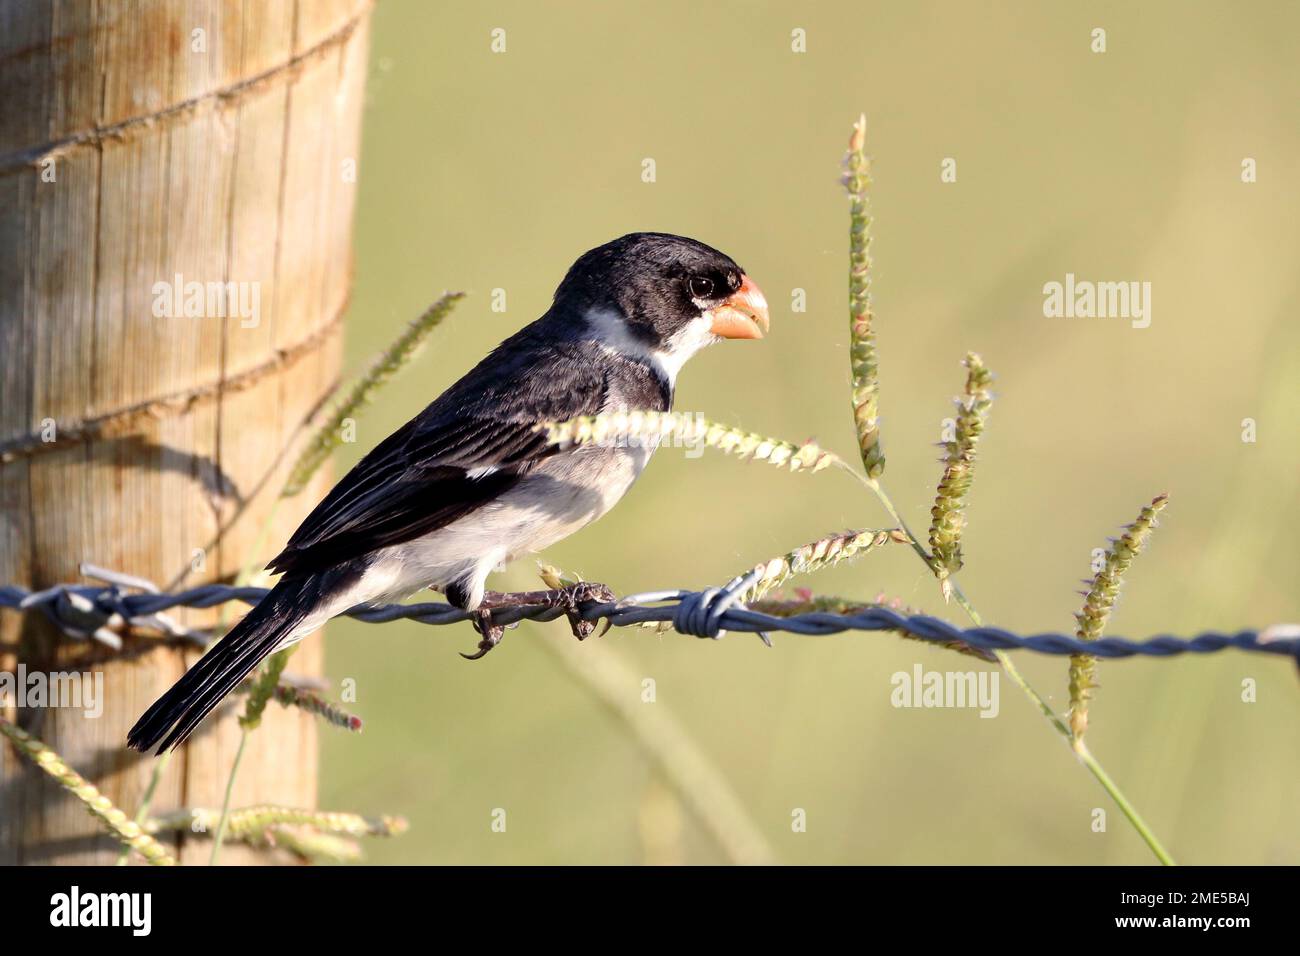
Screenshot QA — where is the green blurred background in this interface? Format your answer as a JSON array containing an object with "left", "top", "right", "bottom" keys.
[{"left": 317, "top": 0, "right": 1300, "bottom": 864}]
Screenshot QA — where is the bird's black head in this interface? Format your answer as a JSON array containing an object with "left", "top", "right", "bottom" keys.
[{"left": 553, "top": 233, "right": 769, "bottom": 372}]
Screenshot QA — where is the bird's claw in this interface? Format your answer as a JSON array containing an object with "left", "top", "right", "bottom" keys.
[
  {"left": 462, "top": 608, "right": 507, "bottom": 661},
  {"left": 552, "top": 581, "right": 615, "bottom": 641},
  {"left": 460, "top": 582, "right": 612, "bottom": 658}
]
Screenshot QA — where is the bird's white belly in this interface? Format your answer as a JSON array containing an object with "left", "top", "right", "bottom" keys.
[{"left": 350, "top": 442, "right": 653, "bottom": 609}]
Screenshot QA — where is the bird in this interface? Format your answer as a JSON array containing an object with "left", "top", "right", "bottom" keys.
[{"left": 127, "top": 232, "right": 770, "bottom": 753}]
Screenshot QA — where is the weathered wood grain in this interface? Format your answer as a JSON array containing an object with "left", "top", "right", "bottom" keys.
[{"left": 0, "top": 0, "right": 372, "bottom": 865}]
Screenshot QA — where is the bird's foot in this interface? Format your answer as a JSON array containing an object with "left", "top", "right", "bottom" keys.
[
  {"left": 462, "top": 608, "right": 507, "bottom": 661},
  {"left": 460, "top": 582, "right": 616, "bottom": 658},
  {"left": 459, "top": 582, "right": 615, "bottom": 659},
  {"left": 548, "top": 581, "right": 616, "bottom": 640}
]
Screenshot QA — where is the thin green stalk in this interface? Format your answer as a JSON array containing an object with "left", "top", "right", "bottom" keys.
[
  {"left": 1076, "top": 741, "right": 1176, "bottom": 865},
  {"left": 117, "top": 747, "right": 172, "bottom": 865},
  {"left": 838, "top": 113, "right": 1171, "bottom": 862},
  {"left": 863, "top": 477, "right": 1175, "bottom": 864},
  {"left": 208, "top": 644, "right": 295, "bottom": 864},
  {"left": 209, "top": 729, "right": 248, "bottom": 865}
]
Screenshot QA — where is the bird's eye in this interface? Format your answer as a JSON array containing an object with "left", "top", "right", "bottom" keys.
[{"left": 688, "top": 276, "right": 715, "bottom": 299}]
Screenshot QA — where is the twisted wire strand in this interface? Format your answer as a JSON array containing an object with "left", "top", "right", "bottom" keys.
[{"left": 1, "top": 564, "right": 1297, "bottom": 665}]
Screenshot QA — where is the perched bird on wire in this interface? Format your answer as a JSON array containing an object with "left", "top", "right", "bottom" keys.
[{"left": 128, "top": 233, "right": 770, "bottom": 753}]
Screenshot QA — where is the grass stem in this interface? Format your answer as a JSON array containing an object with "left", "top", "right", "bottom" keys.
[
  {"left": 863, "top": 478, "right": 1175, "bottom": 864},
  {"left": 209, "top": 729, "right": 248, "bottom": 865}
]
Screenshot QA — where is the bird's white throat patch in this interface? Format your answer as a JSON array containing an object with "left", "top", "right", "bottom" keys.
[{"left": 584, "top": 307, "right": 716, "bottom": 385}]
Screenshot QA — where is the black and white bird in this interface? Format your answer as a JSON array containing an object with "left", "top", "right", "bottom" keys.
[{"left": 128, "top": 232, "right": 770, "bottom": 753}]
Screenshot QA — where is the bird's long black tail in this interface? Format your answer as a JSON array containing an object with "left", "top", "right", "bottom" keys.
[{"left": 127, "top": 574, "right": 321, "bottom": 754}]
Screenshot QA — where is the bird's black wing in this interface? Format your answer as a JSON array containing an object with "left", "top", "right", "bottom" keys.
[{"left": 267, "top": 336, "right": 609, "bottom": 576}]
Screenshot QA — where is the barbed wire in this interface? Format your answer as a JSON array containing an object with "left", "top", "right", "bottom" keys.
[{"left": 1, "top": 564, "right": 1297, "bottom": 666}]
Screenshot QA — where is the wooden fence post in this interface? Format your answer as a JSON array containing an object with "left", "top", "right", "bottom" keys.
[{"left": 0, "top": 0, "right": 373, "bottom": 864}]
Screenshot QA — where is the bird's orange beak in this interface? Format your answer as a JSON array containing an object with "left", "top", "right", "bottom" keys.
[{"left": 707, "top": 274, "right": 770, "bottom": 339}]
